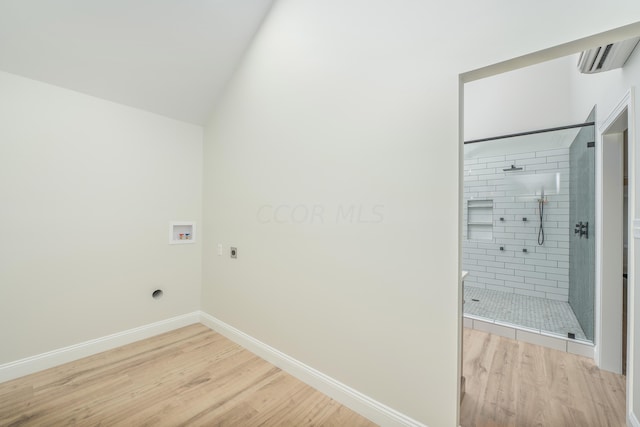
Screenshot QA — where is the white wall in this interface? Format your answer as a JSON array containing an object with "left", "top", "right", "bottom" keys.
[
  {"left": 0, "top": 71, "right": 203, "bottom": 364},
  {"left": 465, "top": 56, "right": 575, "bottom": 140},
  {"left": 201, "top": 0, "right": 640, "bottom": 425},
  {"left": 570, "top": 47, "right": 640, "bottom": 124},
  {"left": 0, "top": 3, "right": 637, "bottom": 426}
]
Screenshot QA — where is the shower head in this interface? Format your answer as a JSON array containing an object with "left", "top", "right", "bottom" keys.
[{"left": 503, "top": 164, "right": 523, "bottom": 172}]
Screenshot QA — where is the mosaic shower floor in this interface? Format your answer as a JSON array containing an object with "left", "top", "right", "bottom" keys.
[{"left": 464, "top": 287, "right": 588, "bottom": 341}]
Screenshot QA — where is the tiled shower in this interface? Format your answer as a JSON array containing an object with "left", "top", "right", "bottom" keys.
[{"left": 463, "top": 121, "right": 595, "bottom": 343}]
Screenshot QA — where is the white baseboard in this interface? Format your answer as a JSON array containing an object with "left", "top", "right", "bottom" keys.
[
  {"left": 1, "top": 311, "right": 427, "bottom": 426},
  {"left": 0, "top": 311, "right": 200, "bottom": 383},
  {"left": 630, "top": 411, "right": 640, "bottom": 427},
  {"left": 199, "top": 311, "right": 427, "bottom": 427}
]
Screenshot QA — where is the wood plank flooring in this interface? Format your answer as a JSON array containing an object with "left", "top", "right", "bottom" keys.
[
  {"left": 0, "top": 324, "right": 629, "bottom": 426},
  {"left": 0, "top": 324, "right": 376, "bottom": 426},
  {"left": 461, "top": 328, "right": 627, "bottom": 427}
]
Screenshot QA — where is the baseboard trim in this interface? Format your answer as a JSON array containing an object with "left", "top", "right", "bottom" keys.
[
  {"left": 630, "top": 411, "right": 640, "bottom": 427},
  {"left": 0, "top": 311, "right": 200, "bottom": 383},
  {"left": 199, "top": 311, "right": 427, "bottom": 427}
]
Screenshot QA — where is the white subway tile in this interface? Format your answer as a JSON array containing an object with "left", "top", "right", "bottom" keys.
[
  {"left": 467, "top": 163, "right": 492, "bottom": 170},
  {"left": 464, "top": 281, "right": 486, "bottom": 289},
  {"left": 495, "top": 202, "right": 526, "bottom": 209},
  {"left": 517, "top": 157, "right": 548, "bottom": 166},
  {"left": 494, "top": 238, "right": 526, "bottom": 246},
  {"left": 471, "top": 271, "right": 497, "bottom": 279},
  {"left": 505, "top": 262, "right": 534, "bottom": 271},
  {"left": 514, "top": 270, "right": 547, "bottom": 279},
  {"left": 547, "top": 154, "right": 570, "bottom": 162},
  {"left": 546, "top": 234, "right": 569, "bottom": 242},
  {"left": 534, "top": 241, "right": 559, "bottom": 250},
  {"left": 536, "top": 148, "right": 569, "bottom": 157},
  {"left": 516, "top": 330, "right": 567, "bottom": 351},
  {"left": 525, "top": 276, "right": 560, "bottom": 287},
  {"left": 473, "top": 319, "right": 517, "bottom": 339},
  {"left": 477, "top": 155, "right": 507, "bottom": 163},
  {"left": 505, "top": 226, "right": 536, "bottom": 234},
  {"left": 497, "top": 256, "right": 524, "bottom": 264},
  {"left": 535, "top": 266, "right": 568, "bottom": 275},
  {"left": 482, "top": 278, "right": 507, "bottom": 287},
  {"left": 546, "top": 273, "right": 569, "bottom": 282},
  {"left": 525, "top": 259, "right": 558, "bottom": 268},
  {"left": 493, "top": 232, "right": 515, "bottom": 239},
  {"left": 480, "top": 260, "right": 506, "bottom": 269},
  {"left": 544, "top": 227, "right": 570, "bottom": 235},
  {"left": 496, "top": 273, "right": 523, "bottom": 282},
  {"left": 515, "top": 251, "right": 547, "bottom": 260},
  {"left": 464, "top": 264, "right": 487, "bottom": 272},
  {"left": 464, "top": 247, "right": 487, "bottom": 254},
  {"left": 504, "top": 153, "right": 535, "bottom": 161},
  {"left": 465, "top": 179, "right": 490, "bottom": 187},
  {"left": 487, "top": 161, "right": 516, "bottom": 169},
  {"left": 505, "top": 281, "right": 536, "bottom": 290},
  {"left": 515, "top": 233, "right": 537, "bottom": 240},
  {"left": 486, "top": 267, "right": 515, "bottom": 275},
  {"left": 472, "top": 254, "right": 497, "bottom": 262},
  {"left": 469, "top": 168, "right": 499, "bottom": 176}
]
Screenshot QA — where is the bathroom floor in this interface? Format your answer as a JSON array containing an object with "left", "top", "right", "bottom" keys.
[{"left": 464, "top": 287, "right": 588, "bottom": 341}]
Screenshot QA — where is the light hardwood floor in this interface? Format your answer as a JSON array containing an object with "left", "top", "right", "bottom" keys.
[
  {"left": 1, "top": 324, "right": 628, "bottom": 426},
  {"left": 0, "top": 324, "right": 376, "bottom": 426},
  {"left": 461, "top": 328, "right": 627, "bottom": 427}
]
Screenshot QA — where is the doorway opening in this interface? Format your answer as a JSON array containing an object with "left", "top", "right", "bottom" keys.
[{"left": 458, "top": 26, "right": 640, "bottom": 426}]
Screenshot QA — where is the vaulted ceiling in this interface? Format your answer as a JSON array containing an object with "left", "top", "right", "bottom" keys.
[{"left": 0, "top": 1, "right": 274, "bottom": 125}]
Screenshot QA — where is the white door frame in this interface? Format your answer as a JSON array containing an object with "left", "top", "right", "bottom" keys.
[{"left": 597, "top": 88, "right": 635, "bottom": 420}]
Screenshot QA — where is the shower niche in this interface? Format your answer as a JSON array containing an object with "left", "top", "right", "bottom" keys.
[
  {"left": 467, "top": 199, "right": 493, "bottom": 240},
  {"left": 463, "top": 120, "right": 595, "bottom": 348}
]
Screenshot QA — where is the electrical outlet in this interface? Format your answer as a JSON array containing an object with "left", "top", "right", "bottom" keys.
[{"left": 230, "top": 247, "right": 237, "bottom": 259}]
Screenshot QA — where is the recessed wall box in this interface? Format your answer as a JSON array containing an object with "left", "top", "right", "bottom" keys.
[{"left": 169, "top": 221, "right": 196, "bottom": 244}]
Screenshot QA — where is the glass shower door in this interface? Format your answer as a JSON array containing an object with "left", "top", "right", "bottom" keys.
[{"left": 569, "top": 121, "right": 595, "bottom": 342}]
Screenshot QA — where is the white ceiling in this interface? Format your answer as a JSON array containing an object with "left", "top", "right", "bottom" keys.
[{"left": 0, "top": 0, "right": 274, "bottom": 125}]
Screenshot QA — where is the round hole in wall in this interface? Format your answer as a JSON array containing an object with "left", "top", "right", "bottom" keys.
[{"left": 152, "top": 289, "right": 163, "bottom": 299}]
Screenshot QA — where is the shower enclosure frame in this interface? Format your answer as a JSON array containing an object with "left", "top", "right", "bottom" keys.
[{"left": 463, "top": 122, "right": 595, "bottom": 343}]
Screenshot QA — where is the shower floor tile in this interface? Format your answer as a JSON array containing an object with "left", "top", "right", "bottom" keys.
[{"left": 464, "top": 287, "right": 588, "bottom": 341}]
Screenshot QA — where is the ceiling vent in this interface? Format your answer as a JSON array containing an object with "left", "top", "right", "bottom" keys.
[{"left": 577, "top": 37, "right": 640, "bottom": 74}]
